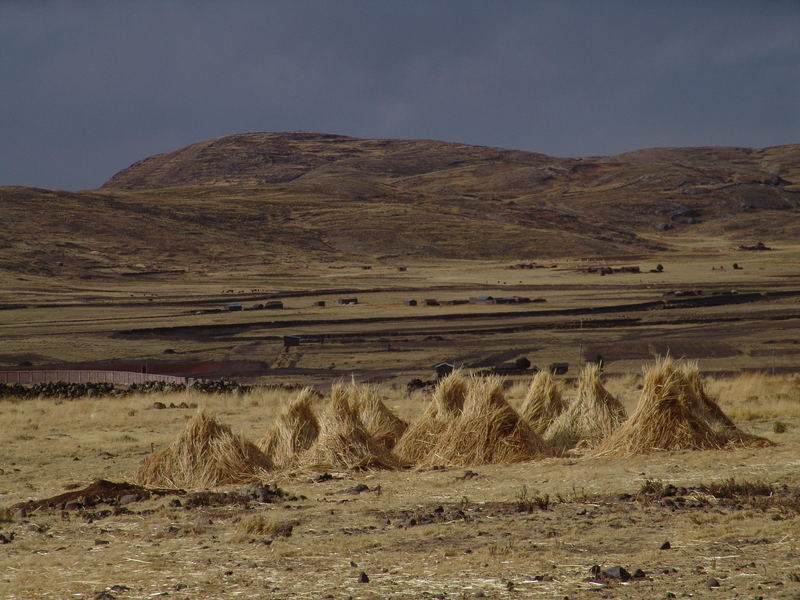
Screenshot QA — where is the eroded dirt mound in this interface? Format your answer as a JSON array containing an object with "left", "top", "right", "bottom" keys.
[{"left": 11, "top": 479, "right": 161, "bottom": 512}]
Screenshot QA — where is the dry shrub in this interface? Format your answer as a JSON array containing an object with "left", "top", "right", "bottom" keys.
[
  {"left": 544, "top": 363, "right": 626, "bottom": 454},
  {"left": 394, "top": 370, "right": 468, "bottom": 464},
  {"left": 299, "top": 383, "right": 401, "bottom": 471},
  {"left": 416, "top": 374, "right": 550, "bottom": 468},
  {"left": 592, "top": 357, "right": 772, "bottom": 457},
  {"left": 350, "top": 383, "right": 408, "bottom": 450},
  {"left": 518, "top": 370, "right": 566, "bottom": 435},
  {"left": 258, "top": 387, "right": 320, "bottom": 468},
  {"left": 136, "top": 410, "right": 272, "bottom": 488}
]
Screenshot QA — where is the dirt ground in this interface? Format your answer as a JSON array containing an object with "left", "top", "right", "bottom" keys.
[{"left": 1, "top": 388, "right": 799, "bottom": 600}]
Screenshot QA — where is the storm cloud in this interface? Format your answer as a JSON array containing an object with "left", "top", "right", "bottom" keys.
[{"left": 2, "top": 0, "right": 799, "bottom": 190}]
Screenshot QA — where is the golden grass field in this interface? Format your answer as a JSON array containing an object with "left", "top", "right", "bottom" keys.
[{"left": 1, "top": 370, "right": 799, "bottom": 600}]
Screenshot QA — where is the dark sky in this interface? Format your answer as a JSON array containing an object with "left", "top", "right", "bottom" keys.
[{"left": 2, "top": 1, "right": 799, "bottom": 190}]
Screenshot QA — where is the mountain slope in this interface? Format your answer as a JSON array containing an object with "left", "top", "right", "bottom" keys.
[{"left": 2, "top": 133, "right": 799, "bottom": 277}]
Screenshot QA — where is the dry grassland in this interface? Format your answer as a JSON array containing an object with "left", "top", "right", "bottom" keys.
[{"left": 2, "top": 372, "right": 799, "bottom": 600}]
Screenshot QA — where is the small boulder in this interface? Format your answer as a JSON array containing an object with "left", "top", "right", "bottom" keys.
[{"left": 602, "top": 566, "right": 631, "bottom": 581}]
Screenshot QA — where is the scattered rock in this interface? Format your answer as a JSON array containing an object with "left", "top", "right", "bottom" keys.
[
  {"left": 706, "top": 578, "right": 720, "bottom": 588},
  {"left": 152, "top": 401, "right": 166, "bottom": 409},
  {"left": 660, "top": 540, "right": 671, "bottom": 550},
  {"left": 118, "top": 494, "right": 139, "bottom": 506},
  {"left": 0, "top": 533, "right": 14, "bottom": 544},
  {"left": 350, "top": 560, "right": 358, "bottom": 567},
  {"left": 602, "top": 566, "right": 631, "bottom": 581},
  {"left": 358, "top": 571, "right": 369, "bottom": 583},
  {"left": 340, "top": 484, "right": 370, "bottom": 494},
  {"left": 661, "top": 484, "right": 678, "bottom": 497},
  {"left": 93, "top": 592, "right": 116, "bottom": 600},
  {"left": 632, "top": 569, "right": 646, "bottom": 579}
]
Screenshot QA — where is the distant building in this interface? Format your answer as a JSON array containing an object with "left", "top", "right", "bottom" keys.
[
  {"left": 470, "top": 296, "right": 495, "bottom": 304},
  {"left": 313, "top": 300, "right": 326, "bottom": 307},
  {"left": 226, "top": 303, "right": 243, "bottom": 311},
  {"left": 403, "top": 299, "right": 418, "bottom": 306},
  {"left": 424, "top": 299, "right": 440, "bottom": 306},
  {"left": 265, "top": 300, "right": 284, "bottom": 309},
  {"left": 339, "top": 297, "right": 358, "bottom": 305}
]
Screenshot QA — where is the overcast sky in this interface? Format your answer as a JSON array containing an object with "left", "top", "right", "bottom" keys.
[{"left": 2, "top": 1, "right": 799, "bottom": 190}]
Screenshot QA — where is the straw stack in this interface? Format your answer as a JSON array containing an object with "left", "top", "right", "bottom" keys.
[
  {"left": 258, "top": 387, "right": 320, "bottom": 468},
  {"left": 544, "top": 363, "right": 626, "bottom": 453},
  {"left": 592, "top": 357, "right": 771, "bottom": 457},
  {"left": 351, "top": 383, "right": 408, "bottom": 450},
  {"left": 415, "top": 374, "right": 550, "bottom": 467},
  {"left": 394, "top": 370, "right": 468, "bottom": 464},
  {"left": 299, "top": 383, "right": 402, "bottom": 470},
  {"left": 518, "top": 370, "right": 566, "bottom": 435},
  {"left": 136, "top": 410, "right": 272, "bottom": 488}
]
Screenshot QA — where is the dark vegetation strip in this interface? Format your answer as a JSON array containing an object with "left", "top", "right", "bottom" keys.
[{"left": 114, "top": 290, "right": 800, "bottom": 340}]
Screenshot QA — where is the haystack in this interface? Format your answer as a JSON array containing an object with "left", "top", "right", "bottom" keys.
[
  {"left": 351, "top": 383, "right": 408, "bottom": 450},
  {"left": 258, "top": 387, "right": 320, "bottom": 468},
  {"left": 416, "top": 374, "right": 550, "bottom": 468},
  {"left": 518, "top": 370, "right": 566, "bottom": 435},
  {"left": 592, "top": 358, "right": 771, "bottom": 457},
  {"left": 544, "top": 363, "right": 626, "bottom": 454},
  {"left": 394, "top": 369, "right": 468, "bottom": 464},
  {"left": 679, "top": 362, "right": 737, "bottom": 430},
  {"left": 299, "top": 384, "right": 402, "bottom": 470},
  {"left": 136, "top": 410, "right": 272, "bottom": 488}
]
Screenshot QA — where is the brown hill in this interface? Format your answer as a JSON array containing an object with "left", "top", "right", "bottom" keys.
[{"left": 2, "top": 132, "right": 799, "bottom": 276}]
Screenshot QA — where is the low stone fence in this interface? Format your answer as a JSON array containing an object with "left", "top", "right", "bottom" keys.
[{"left": 0, "top": 370, "right": 189, "bottom": 385}]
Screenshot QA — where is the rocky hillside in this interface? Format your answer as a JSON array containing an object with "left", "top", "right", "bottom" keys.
[{"left": 2, "top": 133, "right": 799, "bottom": 277}]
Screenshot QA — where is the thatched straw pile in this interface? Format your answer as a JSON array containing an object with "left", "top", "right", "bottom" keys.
[
  {"left": 136, "top": 411, "right": 272, "bottom": 488},
  {"left": 394, "top": 370, "right": 468, "bottom": 464},
  {"left": 299, "top": 383, "right": 402, "bottom": 470},
  {"left": 258, "top": 387, "right": 320, "bottom": 468},
  {"left": 679, "top": 362, "right": 737, "bottom": 430},
  {"left": 544, "top": 363, "right": 626, "bottom": 454},
  {"left": 351, "top": 383, "right": 408, "bottom": 450},
  {"left": 415, "top": 375, "right": 550, "bottom": 468},
  {"left": 518, "top": 370, "right": 566, "bottom": 435},
  {"left": 592, "top": 358, "right": 771, "bottom": 457}
]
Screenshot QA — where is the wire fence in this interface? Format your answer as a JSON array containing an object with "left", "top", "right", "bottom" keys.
[{"left": 0, "top": 370, "right": 189, "bottom": 385}]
